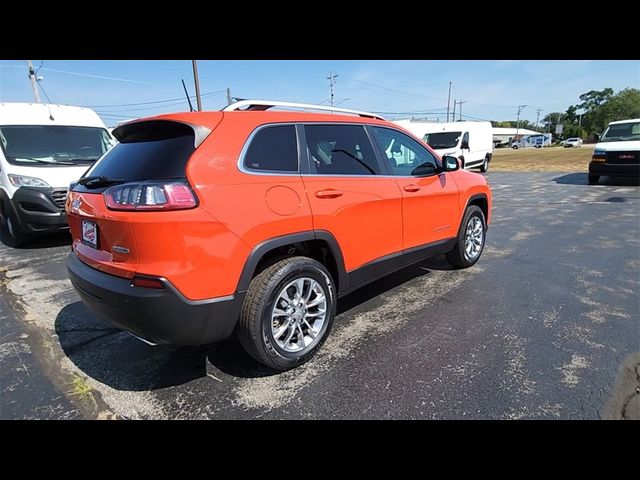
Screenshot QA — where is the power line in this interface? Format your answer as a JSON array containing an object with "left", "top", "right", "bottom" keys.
[
  {"left": 84, "top": 90, "right": 225, "bottom": 108},
  {"left": 369, "top": 108, "right": 448, "bottom": 115},
  {"left": 345, "top": 78, "right": 442, "bottom": 101},
  {"left": 39, "top": 67, "right": 149, "bottom": 85}
]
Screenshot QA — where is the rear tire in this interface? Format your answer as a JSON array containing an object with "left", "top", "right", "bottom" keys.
[
  {"left": 237, "top": 256, "right": 337, "bottom": 371},
  {"left": 446, "top": 205, "right": 486, "bottom": 269},
  {"left": 588, "top": 174, "right": 600, "bottom": 185},
  {"left": 0, "top": 202, "right": 28, "bottom": 248}
]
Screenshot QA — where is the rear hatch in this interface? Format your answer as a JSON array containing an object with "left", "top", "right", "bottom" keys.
[{"left": 66, "top": 119, "right": 213, "bottom": 278}]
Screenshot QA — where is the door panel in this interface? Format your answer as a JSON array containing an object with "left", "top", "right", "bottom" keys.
[
  {"left": 394, "top": 173, "right": 460, "bottom": 248},
  {"left": 302, "top": 176, "right": 403, "bottom": 271},
  {"left": 301, "top": 124, "right": 403, "bottom": 272},
  {"left": 369, "top": 126, "right": 460, "bottom": 249}
]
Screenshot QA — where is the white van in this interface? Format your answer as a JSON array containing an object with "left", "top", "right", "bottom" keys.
[
  {"left": 0, "top": 103, "right": 114, "bottom": 247},
  {"left": 393, "top": 120, "right": 493, "bottom": 172},
  {"left": 588, "top": 118, "right": 640, "bottom": 184}
]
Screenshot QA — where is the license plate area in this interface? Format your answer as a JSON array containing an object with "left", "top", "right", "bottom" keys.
[{"left": 81, "top": 220, "right": 99, "bottom": 249}]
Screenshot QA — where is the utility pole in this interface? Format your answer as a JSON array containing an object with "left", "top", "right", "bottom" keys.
[
  {"left": 226, "top": 87, "right": 232, "bottom": 105},
  {"left": 327, "top": 72, "right": 338, "bottom": 108},
  {"left": 446, "top": 81, "right": 452, "bottom": 122},
  {"left": 578, "top": 113, "right": 582, "bottom": 128},
  {"left": 191, "top": 60, "right": 202, "bottom": 111},
  {"left": 27, "top": 60, "right": 41, "bottom": 103},
  {"left": 452, "top": 100, "right": 457, "bottom": 122},
  {"left": 515, "top": 105, "right": 527, "bottom": 144},
  {"left": 458, "top": 100, "right": 466, "bottom": 121},
  {"left": 535, "top": 109, "right": 543, "bottom": 132}
]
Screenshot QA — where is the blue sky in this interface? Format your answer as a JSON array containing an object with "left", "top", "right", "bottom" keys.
[{"left": 1, "top": 60, "right": 638, "bottom": 126}]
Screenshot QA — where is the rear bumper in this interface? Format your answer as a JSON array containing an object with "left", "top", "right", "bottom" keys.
[
  {"left": 66, "top": 253, "right": 244, "bottom": 345},
  {"left": 589, "top": 162, "right": 640, "bottom": 177},
  {"left": 7, "top": 187, "right": 68, "bottom": 233}
]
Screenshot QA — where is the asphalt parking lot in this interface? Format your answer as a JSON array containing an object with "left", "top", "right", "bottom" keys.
[{"left": 1, "top": 171, "right": 639, "bottom": 419}]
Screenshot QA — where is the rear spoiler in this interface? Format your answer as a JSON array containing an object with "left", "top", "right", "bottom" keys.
[{"left": 112, "top": 119, "right": 212, "bottom": 149}]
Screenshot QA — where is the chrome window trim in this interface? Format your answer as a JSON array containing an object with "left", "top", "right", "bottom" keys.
[
  {"left": 236, "top": 122, "right": 448, "bottom": 179},
  {"left": 237, "top": 123, "right": 302, "bottom": 176}
]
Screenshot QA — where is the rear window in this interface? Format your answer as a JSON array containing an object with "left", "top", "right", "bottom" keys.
[{"left": 78, "top": 121, "right": 195, "bottom": 190}]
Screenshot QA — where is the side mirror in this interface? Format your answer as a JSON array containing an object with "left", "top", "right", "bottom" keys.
[
  {"left": 461, "top": 140, "right": 469, "bottom": 150},
  {"left": 442, "top": 155, "right": 460, "bottom": 172},
  {"left": 594, "top": 133, "right": 600, "bottom": 141}
]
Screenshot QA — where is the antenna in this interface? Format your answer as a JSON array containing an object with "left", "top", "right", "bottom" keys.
[{"left": 181, "top": 79, "right": 195, "bottom": 112}]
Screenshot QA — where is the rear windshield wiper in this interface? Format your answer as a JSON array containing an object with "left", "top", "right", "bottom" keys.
[
  {"left": 6, "top": 155, "right": 75, "bottom": 165},
  {"left": 77, "top": 175, "right": 125, "bottom": 188}
]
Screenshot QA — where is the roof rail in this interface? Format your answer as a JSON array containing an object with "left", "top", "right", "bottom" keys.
[{"left": 222, "top": 99, "right": 385, "bottom": 121}]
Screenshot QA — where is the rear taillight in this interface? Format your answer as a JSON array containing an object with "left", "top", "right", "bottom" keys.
[{"left": 103, "top": 181, "right": 197, "bottom": 211}]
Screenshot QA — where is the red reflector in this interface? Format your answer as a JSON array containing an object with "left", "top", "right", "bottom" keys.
[{"left": 132, "top": 277, "right": 165, "bottom": 289}]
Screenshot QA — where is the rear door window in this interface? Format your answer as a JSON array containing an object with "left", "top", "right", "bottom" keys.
[{"left": 304, "top": 124, "right": 381, "bottom": 175}]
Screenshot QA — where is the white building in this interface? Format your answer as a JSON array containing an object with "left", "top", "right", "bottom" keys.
[{"left": 492, "top": 127, "right": 540, "bottom": 147}]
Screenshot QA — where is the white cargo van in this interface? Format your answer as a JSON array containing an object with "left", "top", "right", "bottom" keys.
[
  {"left": 0, "top": 103, "right": 114, "bottom": 247},
  {"left": 393, "top": 120, "right": 493, "bottom": 172},
  {"left": 588, "top": 118, "right": 640, "bottom": 184}
]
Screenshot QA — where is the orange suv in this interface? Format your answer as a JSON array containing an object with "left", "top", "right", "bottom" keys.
[{"left": 66, "top": 100, "right": 492, "bottom": 370}]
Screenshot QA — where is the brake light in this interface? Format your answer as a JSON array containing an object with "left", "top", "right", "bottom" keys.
[{"left": 103, "top": 181, "right": 197, "bottom": 211}]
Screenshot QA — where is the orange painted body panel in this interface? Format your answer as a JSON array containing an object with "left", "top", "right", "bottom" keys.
[
  {"left": 393, "top": 173, "right": 461, "bottom": 249},
  {"left": 301, "top": 176, "right": 403, "bottom": 271},
  {"left": 67, "top": 189, "right": 250, "bottom": 299},
  {"left": 66, "top": 109, "right": 491, "bottom": 302},
  {"left": 187, "top": 114, "right": 313, "bottom": 250}
]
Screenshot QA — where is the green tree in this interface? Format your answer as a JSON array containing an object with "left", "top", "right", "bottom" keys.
[
  {"left": 581, "top": 88, "right": 639, "bottom": 135},
  {"left": 578, "top": 88, "right": 614, "bottom": 112}
]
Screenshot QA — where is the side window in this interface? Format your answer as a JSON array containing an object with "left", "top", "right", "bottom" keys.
[
  {"left": 461, "top": 132, "right": 469, "bottom": 148},
  {"left": 243, "top": 125, "right": 298, "bottom": 172},
  {"left": 370, "top": 126, "right": 439, "bottom": 177},
  {"left": 304, "top": 124, "right": 380, "bottom": 175}
]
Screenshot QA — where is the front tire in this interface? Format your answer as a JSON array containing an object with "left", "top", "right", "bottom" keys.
[
  {"left": 0, "top": 202, "right": 28, "bottom": 248},
  {"left": 237, "top": 256, "right": 337, "bottom": 371},
  {"left": 588, "top": 174, "right": 600, "bottom": 185},
  {"left": 446, "top": 205, "right": 486, "bottom": 269}
]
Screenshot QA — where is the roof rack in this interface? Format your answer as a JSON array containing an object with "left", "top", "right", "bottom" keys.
[{"left": 222, "top": 99, "right": 385, "bottom": 121}]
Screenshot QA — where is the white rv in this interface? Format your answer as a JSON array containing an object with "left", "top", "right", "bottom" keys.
[
  {"left": 0, "top": 103, "right": 114, "bottom": 247},
  {"left": 393, "top": 120, "right": 493, "bottom": 172}
]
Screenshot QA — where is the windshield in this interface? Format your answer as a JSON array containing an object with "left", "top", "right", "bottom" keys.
[
  {"left": 0, "top": 125, "right": 113, "bottom": 166},
  {"left": 599, "top": 121, "right": 640, "bottom": 143},
  {"left": 423, "top": 131, "right": 461, "bottom": 149}
]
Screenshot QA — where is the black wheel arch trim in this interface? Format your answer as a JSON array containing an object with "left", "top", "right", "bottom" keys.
[
  {"left": 462, "top": 193, "right": 489, "bottom": 229},
  {"left": 236, "top": 230, "right": 349, "bottom": 294}
]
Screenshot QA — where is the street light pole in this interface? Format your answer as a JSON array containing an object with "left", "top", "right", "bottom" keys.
[
  {"left": 516, "top": 104, "right": 527, "bottom": 146},
  {"left": 446, "top": 81, "right": 452, "bottom": 122},
  {"left": 192, "top": 60, "right": 202, "bottom": 111},
  {"left": 27, "top": 60, "right": 41, "bottom": 103}
]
